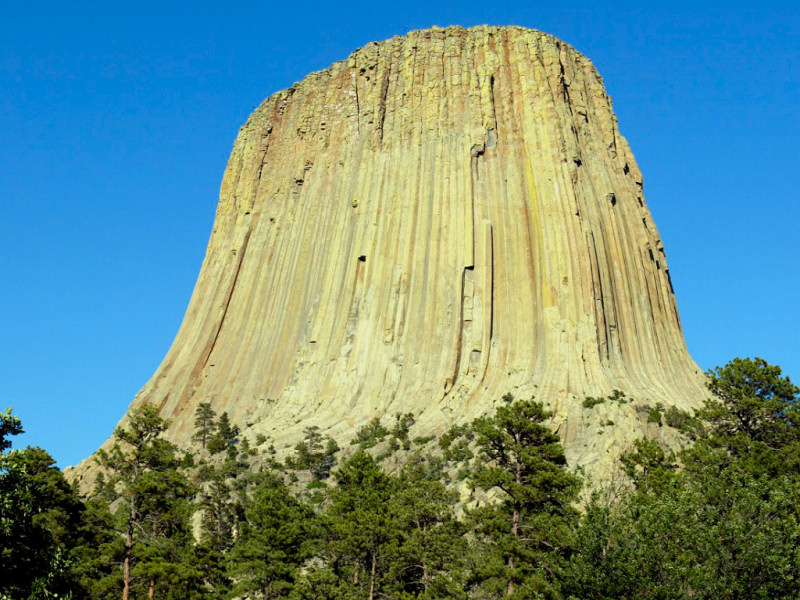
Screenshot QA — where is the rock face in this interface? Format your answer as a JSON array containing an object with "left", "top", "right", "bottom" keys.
[{"left": 90, "top": 25, "right": 707, "bottom": 481}]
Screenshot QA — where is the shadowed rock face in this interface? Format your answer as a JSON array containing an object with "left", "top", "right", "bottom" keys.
[{"left": 84, "top": 25, "right": 707, "bottom": 482}]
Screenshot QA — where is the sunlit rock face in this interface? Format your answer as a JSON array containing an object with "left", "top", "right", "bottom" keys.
[{"left": 87, "top": 25, "right": 707, "bottom": 482}]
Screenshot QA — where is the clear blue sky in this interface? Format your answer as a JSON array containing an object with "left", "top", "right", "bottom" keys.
[{"left": 2, "top": 1, "right": 798, "bottom": 467}]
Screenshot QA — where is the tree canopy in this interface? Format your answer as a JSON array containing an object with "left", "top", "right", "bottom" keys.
[{"left": 3, "top": 357, "right": 800, "bottom": 599}]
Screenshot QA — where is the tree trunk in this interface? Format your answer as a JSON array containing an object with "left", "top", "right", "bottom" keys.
[
  {"left": 122, "top": 497, "right": 136, "bottom": 600},
  {"left": 506, "top": 509, "right": 518, "bottom": 596},
  {"left": 148, "top": 576, "right": 155, "bottom": 599},
  {"left": 421, "top": 522, "right": 430, "bottom": 591},
  {"left": 506, "top": 508, "right": 519, "bottom": 596},
  {"left": 506, "top": 456, "right": 523, "bottom": 596},
  {"left": 122, "top": 548, "right": 131, "bottom": 600},
  {"left": 368, "top": 551, "right": 378, "bottom": 600}
]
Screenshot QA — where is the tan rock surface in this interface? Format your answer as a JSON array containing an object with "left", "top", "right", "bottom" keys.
[{"left": 75, "top": 25, "right": 707, "bottom": 485}]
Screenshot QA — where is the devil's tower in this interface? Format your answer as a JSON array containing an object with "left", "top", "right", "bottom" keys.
[{"left": 99, "top": 26, "right": 708, "bottom": 479}]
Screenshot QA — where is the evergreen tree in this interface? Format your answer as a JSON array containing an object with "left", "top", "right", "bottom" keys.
[
  {"left": 466, "top": 395, "right": 581, "bottom": 598},
  {"left": 697, "top": 357, "right": 800, "bottom": 479},
  {"left": 226, "top": 474, "right": 312, "bottom": 598},
  {"left": 383, "top": 453, "right": 468, "bottom": 598},
  {"left": 193, "top": 402, "right": 217, "bottom": 450},
  {"left": 286, "top": 426, "right": 339, "bottom": 481},
  {"left": 0, "top": 407, "right": 23, "bottom": 451},
  {"left": 72, "top": 497, "right": 125, "bottom": 600},
  {"left": 298, "top": 450, "right": 396, "bottom": 600},
  {"left": 131, "top": 465, "right": 197, "bottom": 599},
  {"left": 619, "top": 437, "right": 678, "bottom": 492},
  {"left": 566, "top": 358, "right": 800, "bottom": 600},
  {"left": 199, "top": 469, "right": 236, "bottom": 553},
  {"left": 568, "top": 448, "right": 800, "bottom": 599},
  {"left": 351, "top": 418, "right": 390, "bottom": 449},
  {"left": 191, "top": 543, "right": 232, "bottom": 599},
  {"left": 206, "top": 412, "right": 239, "bottom": 455},
  {"left": 0, "top": 414, "right": 87, "bottom": 599},
  {"left": 95, "top": 404, "right": 195, "bottom": 600},
  {"left": 703, "top": 357, "right": 800, "bottom": 447}
]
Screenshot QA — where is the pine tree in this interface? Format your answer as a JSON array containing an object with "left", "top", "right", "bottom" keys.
[
  {"left": 466, "top": 395, "right": 581, "bottom": 598},
  {"left": 0, "top": 407, "right": 23, "bottom": 451},
  {"left": 286, "top": 426, "right": 339, "bottom": 481},
  {"left": 565, "top": 359, "right": 800, "bottom": 600},
  {"left": 383, "top": 453, "right": 468, "bottom": 598},
  {"left": 0, "top": 411, "right": 87, "bottom": 599},
  {"left": 200, "top": 469, "right": 236, "bottom": 553},
  {"left": 568, "top": 443, "right": 800, "bottom": 600},
  {"left": 300, "top": 450, "right": 396, "bottom": 600},
  {"left": 703, "top": 357, "right": 800, "bottom": 449},
  {"left": 226, "top": 474, "right": 312, "bottom": 598},
  {"left": 193, "top": 402, "right": 217, "bottom": 450},
  {"left": 206, "top": 411, "right": 239, "bottom": 455},
  {"left": 95, "top": 404, "right": 195, "bottom": 600}
]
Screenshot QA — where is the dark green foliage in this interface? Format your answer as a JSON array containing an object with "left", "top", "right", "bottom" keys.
[
  {"left": 206, "top": 411, "right": 239, "bottom": 455},
  {"left": 663, "top": 405, "right": 703, "bottom": 437},
  {"left": 566, "top": 357, "right": 800, "bottom": 600},
  {"left": 0, "top": 419, "right": 87, "bottom": 600},
  {"left": 295, "top": 449, "right": 469, "bottom": 599},
  {"left": 5, "top": 357, "right": 800, "bottom": 600},
  {"left": 71, "top": 498, "right": 124, "bottom": 599},
  {"left": 569, "top": 451, "right": 800, "bottom": 600},
  {"left": 239, "top": 436, "right": 257, "bottom": 458},
  {"left": 286, "top": 426, "right": 339, "bottom": 481},
  {"left": 388, "top": 412, "right": 416, "bottom": 451},
  {"left": 702, "top": 357, "right": 800, "bottom": 448},
  {"left": 646, "top": 405, "right": 663, "bottom": 425},
  {"left": 205, "top": 434, "right": 226, "bottom": 455},
  {"left": 583, "top": 390, "right": 628, "bottom": 409},
  {"left": 226, "top": 474, "right": 312, "bottom": 598},
  {"left": 199, "top": 470, "right": 236, "bottom": 553},
  {"left": 581, "top": 396, "right": 605, "bottom": 409},
  {"left": 687, "top": 357, "right": 800, "bottom": 481},
  {"left": 0, "top": 407, "right": 24, "bottom": 451},
  {"left": 216, "top": 412, "right": 238, "bottom": 441},
  {"left": 438, "top": 424, "right": 474, "bottom": 463},
  {"left": 328, "top": 449, "right": 395, "bottom": 586},
  {"left": 300, "top": 449, "right": 395, "bottom": 598},
  {"left": 130, "top": 469, "right": 202, "bottom": 599},
  {"left": 413, "top": 435, "right": 436, "bottom": 446},
  {"left": 191, "top": 544, "right": 232, "bottom": 599},
  {"left": 351, "top": 417, "right": 390, "bottom": 449},
  {"left": 94, "top": 404, "right": 197, "bottom": 599},
  {"left": 609, "top": 389, "right": 627, "bottom": 403},
  {"left": 467, "top": 395, "right": 582, "bottom": 598},
  {"left": 383, "top": 453, "right": 468, "bottom": 598},
  {"left": 193, "top": 402, "right": 217, "bottom": 449},
  {"left": 619, "top": 437, "right": 677, "bottom": 492}
]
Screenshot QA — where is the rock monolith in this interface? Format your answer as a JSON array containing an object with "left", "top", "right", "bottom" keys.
[{"left": 79, "top": 25, "right": 708, "bottom": 483}]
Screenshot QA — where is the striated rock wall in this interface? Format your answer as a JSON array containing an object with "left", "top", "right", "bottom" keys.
[{"left": 80, "top": 25, "right": 707, "bottom": 483}]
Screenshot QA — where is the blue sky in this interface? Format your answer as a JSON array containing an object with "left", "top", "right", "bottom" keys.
[{"left": 2, "top": 1, "right": 798, "bottom": 466}]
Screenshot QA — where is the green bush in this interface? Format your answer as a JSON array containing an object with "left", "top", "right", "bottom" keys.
[
  {"left": 351, "top": 417, "right": 389, "bottom": 449},
  {"left": 583, "top": 396, "right": 606, "bottom": 408}
]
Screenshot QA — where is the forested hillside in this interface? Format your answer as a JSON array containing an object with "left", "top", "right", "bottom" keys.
[{"left": 2, "top": 357, "right": 799, "bottom": 599}]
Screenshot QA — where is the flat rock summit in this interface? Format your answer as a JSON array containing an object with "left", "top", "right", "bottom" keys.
[{"left": 78, "top": 25, "right": 708, "bottom": 483}]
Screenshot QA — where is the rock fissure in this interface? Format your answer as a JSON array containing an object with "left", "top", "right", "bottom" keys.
[{"left": 202, "top": 229, "right": 252, "bottom": 372}]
